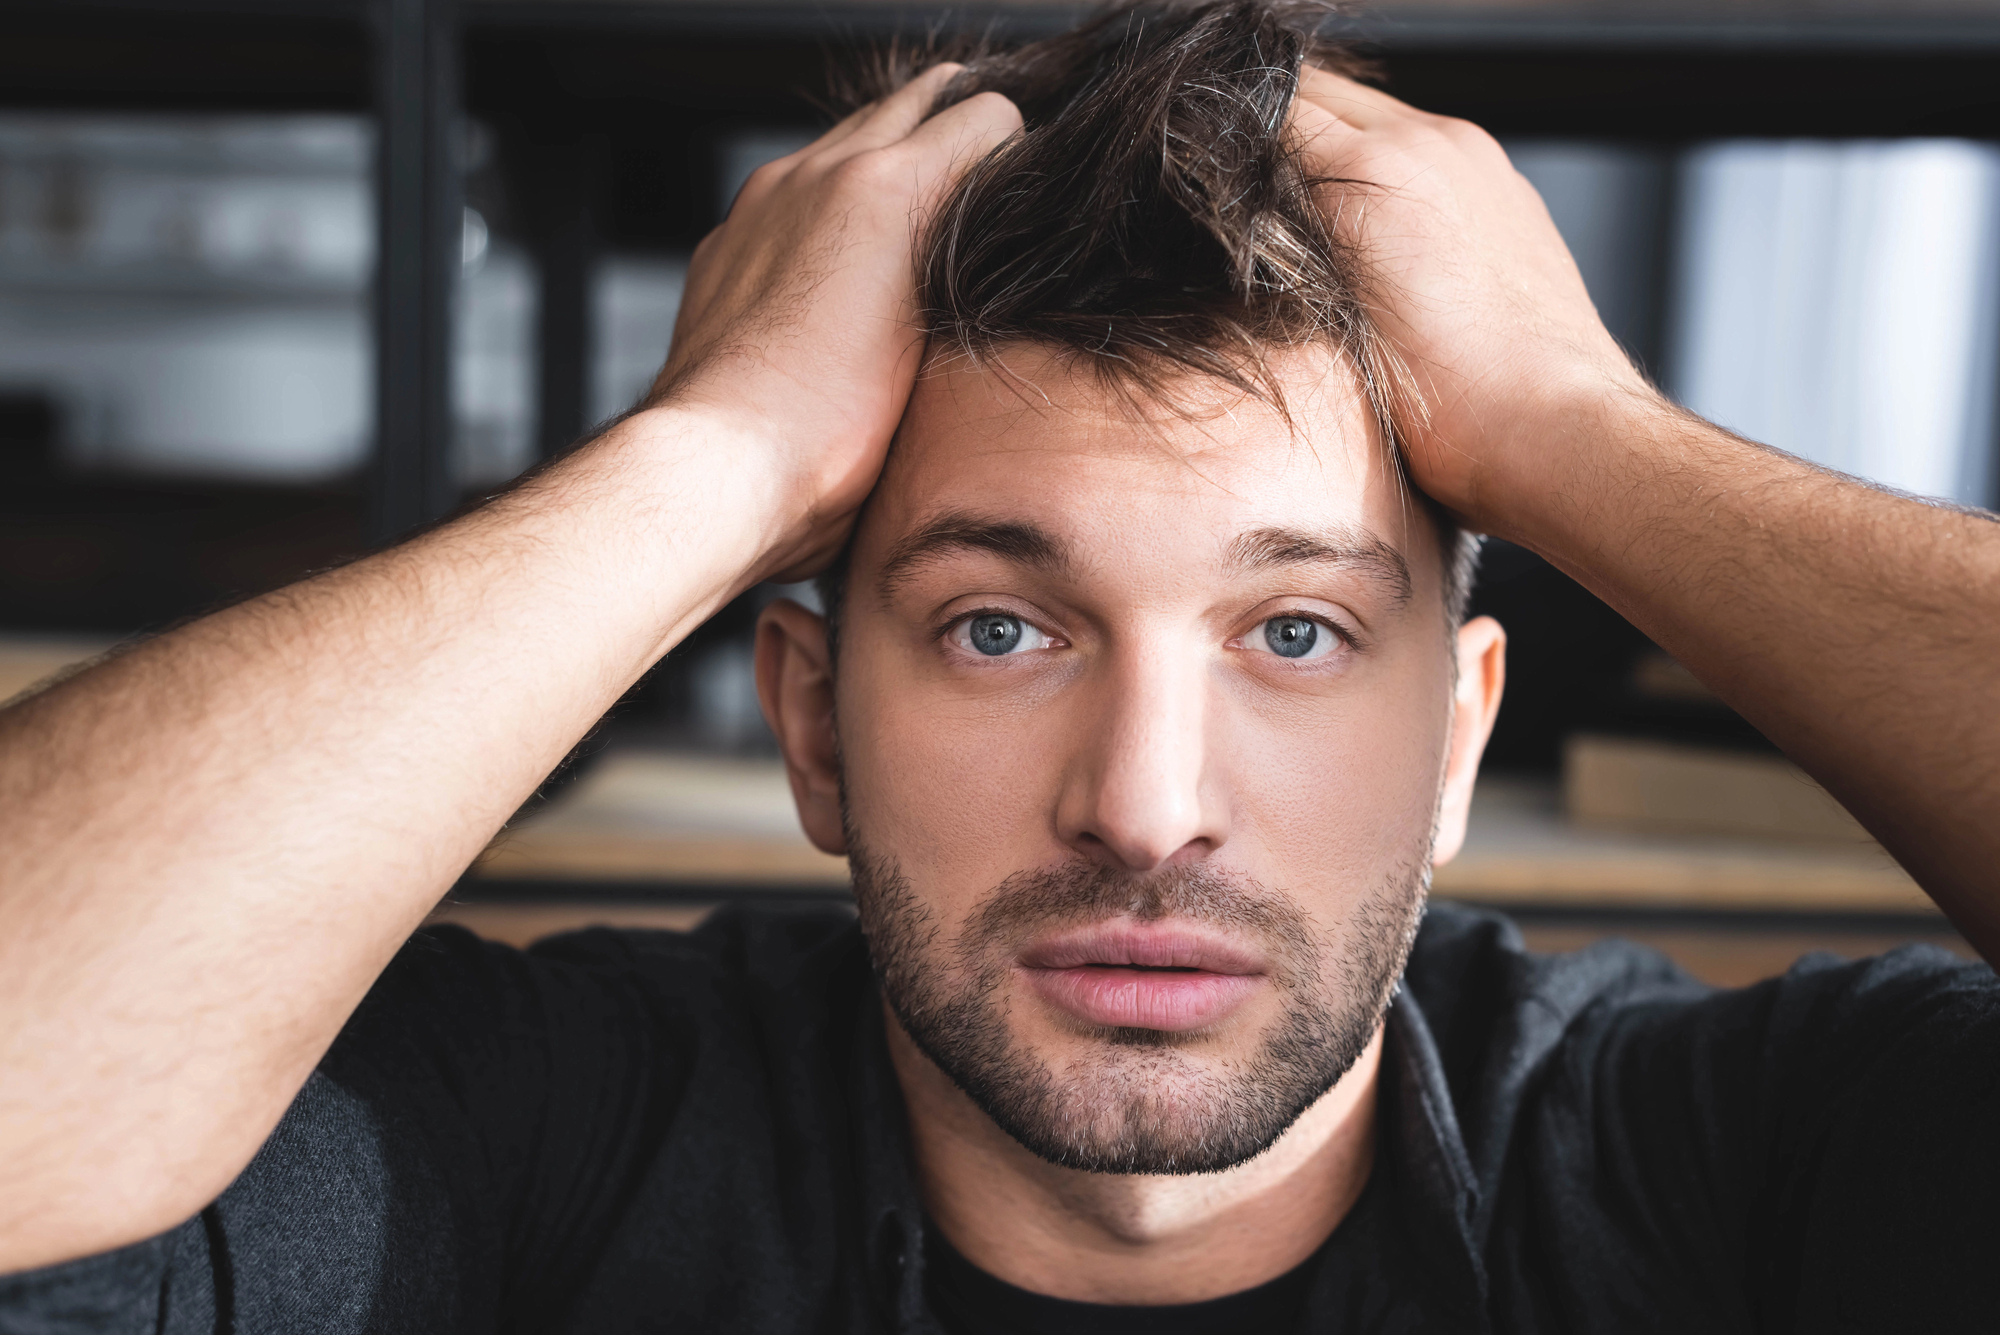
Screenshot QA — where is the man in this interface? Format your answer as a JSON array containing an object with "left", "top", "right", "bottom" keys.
[{"left": 2, "top": 2, "right": 1995, "bottom": 1330}]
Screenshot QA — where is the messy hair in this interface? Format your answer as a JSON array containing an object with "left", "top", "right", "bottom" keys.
[{"left": 817, "top": 0, "right": 1481, "bottom": 647}]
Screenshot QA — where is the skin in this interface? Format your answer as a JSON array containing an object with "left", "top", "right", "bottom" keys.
[
  {"left": 0, "top": 57, "right": 1993, "bottom": 1293},
  {"left": 755, "top": 348, "right": 1505, "bottom": 1302}
]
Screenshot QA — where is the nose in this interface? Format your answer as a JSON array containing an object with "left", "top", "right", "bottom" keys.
[{"left": 1055, "top": 642, "right": 1226, "bottom": 872}]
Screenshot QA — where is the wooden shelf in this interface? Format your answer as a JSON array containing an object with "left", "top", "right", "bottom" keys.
[
  {"left": 0, "top": 637, "right": 116, "bottom": 704},
  {"left": 477, "top": 751, "right": 851, "bottom": 886},
  {"left": 1433, "top": 779, "right": 1931, "bottom": 913}
]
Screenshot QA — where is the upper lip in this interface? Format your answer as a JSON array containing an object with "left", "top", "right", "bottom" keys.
[{"left": 1017, "top": 921, "right": 1266, "bottom": 976}]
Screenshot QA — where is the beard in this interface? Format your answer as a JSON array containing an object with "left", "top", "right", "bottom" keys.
[{"left": 847, "top": 828, "right": 1430, "bottom": 1176}]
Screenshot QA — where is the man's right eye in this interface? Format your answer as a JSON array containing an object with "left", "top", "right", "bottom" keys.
[{"left": 950, "top": 613, "right": 1053, "bottom": 657}]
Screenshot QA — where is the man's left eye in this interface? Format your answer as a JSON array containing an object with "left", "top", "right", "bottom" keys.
[
  {"left": 950, "top": 613, "right": 1055, "bottom": 657},
  {"left": 1246, "top": 615, "right": 1338, "bottom": 661}
]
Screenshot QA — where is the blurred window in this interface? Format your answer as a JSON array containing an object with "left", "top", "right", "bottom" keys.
[
  {"left": 1504, "top": 141, "right": 1668, "bottom": 371},
  {"left": 1669, "top": 140, "right": 2000, "bottom": 507},
  {"left": 591, "top": 254, "right": 685, "bottom": 427},
  {"left": 456, "top": 205, "right": 538, "bottom": 488}
]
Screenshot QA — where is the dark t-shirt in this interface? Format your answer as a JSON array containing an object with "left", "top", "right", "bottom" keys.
[
  {"left": 3, "top": 903, "right": 1996, "bottom": 1333},
  {"left": 924, "top": 1207, "right": 1329, "bottom": 1335}
]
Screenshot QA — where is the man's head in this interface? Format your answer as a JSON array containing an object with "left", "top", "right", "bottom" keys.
[{"left": 756, "top": 0, "right": 1504, "bottom": 1176}]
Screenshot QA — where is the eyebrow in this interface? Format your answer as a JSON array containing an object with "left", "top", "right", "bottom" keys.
[
  {"left": 876, "top": 510, "right": 1075, "bottom": 597},
  {"left": 874, "top": 513, "right": 1412, "bottom": 607},
  {"left": 1227, "top": 525, "right": 1413, "bottom": 607}
]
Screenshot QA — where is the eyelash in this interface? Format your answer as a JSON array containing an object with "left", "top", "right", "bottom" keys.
[
  {"left": 1234, "top": 611, "right": 1363, "bottom": 666},
  {"left": 1263, "top": 610, "right": 1360, "bottom": 650},
  {"left": 933, "top": 606, "right": 1030, "bottom": 644},
  {"left": 933, "top": 608, "right": 1362, "bottom": 654}
]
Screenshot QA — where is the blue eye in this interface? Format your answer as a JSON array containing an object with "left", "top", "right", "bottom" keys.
[
  {"left": 968, "top": 614, "right": 1023, "bottom": 656},
  {"left": 1250, "top": 615, "right": 1337, "bottom": 661},
  {"left": 1265, "top": 617, "right": 1317, "bottom": 657},
  {"left": 949, "top": 612, "right": 1055, "bottom": 658}
]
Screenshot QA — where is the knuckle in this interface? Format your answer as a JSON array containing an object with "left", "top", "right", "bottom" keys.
[
  {"left": 962, "top": 89, "right": 1022, "bottom": 123},
  {"left": 740, "top": 157, "right": 789, "bottom": 197},
  {"left": 830, "top": 148, "right": 903, "bottom": 194},
  {"left": 1435, "top": 115, "right": 1495, "bottom": 151}
]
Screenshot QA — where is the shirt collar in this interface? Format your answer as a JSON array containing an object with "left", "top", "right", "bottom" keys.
[
  {"left": 1370, "top": 987, "right": 1491, "bottom": 1326},
  {"left": 842, "top": 976, "right": 936, "bottom": 1330}
]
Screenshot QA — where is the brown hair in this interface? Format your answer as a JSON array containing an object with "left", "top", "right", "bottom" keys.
[{"left": 818, "top": 0, "right": 1480, "bottom": 644}]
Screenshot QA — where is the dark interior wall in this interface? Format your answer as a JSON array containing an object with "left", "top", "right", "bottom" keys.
[
  {"left": 1380, "top": 45, "right": 2000, "bottom": 140},
  {"left": 0, "top": 4, "right": 371, "bottom": 112}
]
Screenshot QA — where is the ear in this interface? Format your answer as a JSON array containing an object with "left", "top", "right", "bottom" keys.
[
  {"left": 754, "top": 599, "right": 847, "bottom": 856},
  {"left": 1432, "top": 615, "right": 1506, "bottom": 867}
]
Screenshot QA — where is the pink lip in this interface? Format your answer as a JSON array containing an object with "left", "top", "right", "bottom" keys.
[{"left": 1018, "top": 922, "right": 1267, "bottom": 1032}]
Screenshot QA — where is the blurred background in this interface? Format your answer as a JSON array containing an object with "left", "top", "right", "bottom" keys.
[{"left": 3, "top": 0, "right": 1994, "bottom": 978}]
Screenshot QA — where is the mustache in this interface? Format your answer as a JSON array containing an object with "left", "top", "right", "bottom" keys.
[{"left": 955, "top": 860, "right": 1322, "bottom": 984}]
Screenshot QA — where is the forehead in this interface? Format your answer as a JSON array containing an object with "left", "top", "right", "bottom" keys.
[{"left": 858, "top": 346, "right": 1439, "bottom": 590}]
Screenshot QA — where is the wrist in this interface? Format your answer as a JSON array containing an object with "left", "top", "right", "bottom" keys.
[
  {"left": 584, "top": 399, "right": 810, "bottom": 595},
  {"left": 1464, "top": 372, "right": 1682, "bottom": 556}
]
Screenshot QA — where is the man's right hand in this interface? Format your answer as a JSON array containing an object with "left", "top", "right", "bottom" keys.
[{"left": 657, "top": 64, "right": 1021, "bottom": 581}]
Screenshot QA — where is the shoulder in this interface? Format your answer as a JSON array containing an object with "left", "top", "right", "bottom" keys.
[
  {"left": 353, "top": 901, "right": 864, "bottom": 1016},
  {"left": 1402, "top": 902, "right": 2000, "bottom": 1176},
  {"left": 1417, "top": 903, "right": 2000, "bottom": 1330},
  {"left": 337, "top": 902, "right": 869, "bottom": 1073},
  {"left": 1401, "top": 902, "right": 1707, "bottom": 1103},
  {"left": 317, "top": 904, "right": 875, "bottom": 1327},
  {"left": 1406, "top": 901, "right": 1998, "bottom": 1098},
  {"left": 525, "top": 899, "right": 865, "bottom": 989}
]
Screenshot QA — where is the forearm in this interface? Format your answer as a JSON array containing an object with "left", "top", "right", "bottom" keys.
[
  {"left": 1501, "top": 390, "right": 2000, "bottom": 961},
  {"left": 0, "top": 404, "right": 781, "bottom": 1270}
]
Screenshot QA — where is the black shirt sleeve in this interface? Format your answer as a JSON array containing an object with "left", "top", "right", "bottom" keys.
[
  {"left": 319, "top": 923, "right": 702, "bottom": 1332},
  {"left": 1495, "top": 942, "right": 2000, "bottom": 1334},
  {"left": 0, "top": 923, "right": 700, "bottom": 1335}
]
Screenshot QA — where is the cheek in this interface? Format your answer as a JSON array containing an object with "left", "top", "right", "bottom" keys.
[
  {"left": 835, "top": 640, "right": 1074, "bottom": 901},
  {"left": 1218, "top": 658, "right": 1452, "bottom": 892}
]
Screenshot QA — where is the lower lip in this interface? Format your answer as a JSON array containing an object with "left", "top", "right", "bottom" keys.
[{"left": 1024, "top": 966, "right": 1262, "bottom": 1032}]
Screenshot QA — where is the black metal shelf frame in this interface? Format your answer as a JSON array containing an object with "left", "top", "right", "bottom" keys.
[{"left": 372, "top": 0, "right": 463, "bottom": 540}]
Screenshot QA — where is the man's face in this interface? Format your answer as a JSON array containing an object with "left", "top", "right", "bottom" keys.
[{"left": 759, "top": 346, "right": 1502, "bottom": 1175}]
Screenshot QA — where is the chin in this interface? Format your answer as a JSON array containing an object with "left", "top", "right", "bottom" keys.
[
  {"left": 977, "top": 1029, "right": 1340, "bottom": 1176},
  {"left": 891, "top": 970, "right": 1371, "bottom": 1175}
]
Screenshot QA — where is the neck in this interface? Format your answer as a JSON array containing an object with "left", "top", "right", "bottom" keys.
[{"left": 885, "top": 1002, "right": 1381, "bottom": 1306}]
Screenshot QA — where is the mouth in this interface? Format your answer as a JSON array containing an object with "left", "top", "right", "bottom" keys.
[{"left": 1017, "top": 922, "right": 1267, "bottom": 1032}]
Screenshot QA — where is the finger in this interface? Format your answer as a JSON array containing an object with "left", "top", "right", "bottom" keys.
[
  {"left": 1288, "top": 91, "right": 1356, "bottom": 151},
  {"left": 730, "top": 66, "right": 976, "bottom": 218},
  {"left": 1294, "top": 65, "right": 1413, "bottom": 132},
  {"left": 801, "top": 100, "right": 879, "bottom": 156},
  {"left": 901, "top": 88, "right": 1021, "bottom": 164},
  {"left": 842, "top": 61, "right": 967, "bottom": 152},
  {"left": 767, "top": 61, "right": 961, "bottom": 176},
  {"left": 729, "top": 107, "right": 873, "bottom": 217}
]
